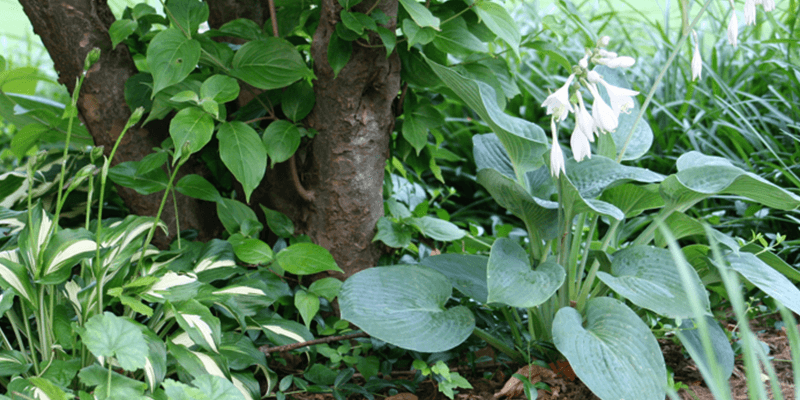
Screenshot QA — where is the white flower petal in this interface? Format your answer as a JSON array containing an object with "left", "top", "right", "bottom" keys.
[
  {"left": 541, "top": 74, "right": 575, "bottom": 122},
  {"left": 599, "top": 80, "right": 638, "bottom": 115},
  {"left": 691, "top": 35, "right": 702, "bottom": 81},
  {"left": 744, "top": 0, "right": 757, "bottom": 24},
  {"left": 589, "top": 84, "right": 618, "bottom": 133},
  {"left": 761, "top": 0, "right": 775, "bottom": 11},
  {"left": 606, "top": 56, "right": 636, "bottom": 68},
  {"left": 549, "top": 119, "right": 565, "bottom": 177},
  {"left": 587, "top": 70, "right": 602, "bottom": 84},
  {"left": 728, "top": 13, "right": 739, "bottom": 47},
  {"left": 570, "top": 125, "right": 592, "bottom": 162},
  {"left": 575, "top": 92, "right": 595, "bottom": 142}
]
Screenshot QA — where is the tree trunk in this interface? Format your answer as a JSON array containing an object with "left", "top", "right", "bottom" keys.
[
  {"left": 19, "top": 0, "right": 222, "bottom": 245},
  {"left": 267, "top": 0, "right": 401, "bottom": 278}
]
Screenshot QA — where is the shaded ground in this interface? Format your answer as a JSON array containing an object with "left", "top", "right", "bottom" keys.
[{"left": 272, "top": 320, "right": 797, "bottom": 400}]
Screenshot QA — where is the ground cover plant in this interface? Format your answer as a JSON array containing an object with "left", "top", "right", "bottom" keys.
[{"left": 0, "top": 0, "right": 798, "bottom": 399}]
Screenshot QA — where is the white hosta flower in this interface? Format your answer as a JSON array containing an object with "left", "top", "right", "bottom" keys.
[
  {"left": 744, "top": 0, "right": 757, "bottom": 24},
  {"left": 605, "top": 56, "right": 636, "bottom": 68},
  {"left": 579, "top": 55, "right": 589, "bottom": 69},
  {"left": 588, "top": 84, "right": 618, "bottom": 133},
  {"left": 598, "top": 36, "right": 611, "bottom": 47},
  {"left": 728, "top": 13, "right": 739, "bottom": 47},
  {"left": 570, "top": 124, "right": 592, "bottom": 161},
  {"left": 574, "top": 91, "right": 595, "bottom": 142},
  {"left": 542, "top": 74, "right": 575, "bottom": 122},
  {"left": 549, "top": 119, "right": 566, "bottom": 177},
  {"left": 691, "top": 31, "right": 702, "bottom": 81},
  {"left": 599, "top": 80, "right": 639, "bottom": 115},
  {"left": 587, "top": 70, "right": 602, "bottom": 84},
  {"left": 761, "top": 0, "right": 775, "bottom": 11}
]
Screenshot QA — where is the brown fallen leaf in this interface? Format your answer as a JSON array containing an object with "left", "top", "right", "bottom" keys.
[
  {"left": 385, "top": 393, "right": 418, "bottom": 400},
  {"left": 493, "top": 364, "right": 566, "bottom": 399}
]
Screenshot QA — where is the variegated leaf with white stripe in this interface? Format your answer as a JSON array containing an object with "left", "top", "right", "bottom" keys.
[
  {"left": 143, "top": 272, "right": 199, "bottom": 302},
  {"left": 39, "top": 229, "right": 97, "bottom": 285},
  {"left": 0, "top": 349, "right": 32, "bottom": 376},
  {"left": 0, "top": 258, "right": 37, "bottom": 308},
  {"left": 170, "top": 299, "right": 221, "bottom": 353}
]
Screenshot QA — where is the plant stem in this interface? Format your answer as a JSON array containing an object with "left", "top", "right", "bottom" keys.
[
  {"left": 472, "top": 328, "right": 526, "bottom": 364},
  {"left": 500, "top": 307, "right": 523, "bottom": 350},
  {"left": 616, "top": 0, "right": 716, "bottom": 162},
  {"left": 52, "top": 76, "right": 84, "bottom": 232},
  {"left": 139, "top": 158, "right": 185, "bottom": 262}
]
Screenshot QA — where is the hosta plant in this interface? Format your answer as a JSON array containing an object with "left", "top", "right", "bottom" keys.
[{"left": 339, "top": 3, "right": 800, "bottom": 400}]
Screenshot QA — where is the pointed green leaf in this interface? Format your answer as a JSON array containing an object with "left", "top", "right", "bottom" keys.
[
  {"left": 40, "top": 229, "right": 97, "bottom": 285},
  {"left": 308, "top": 277, "right": 342, "bottom": 301},
  {"left": 486, "top": 238, "right": 564, "bottom": 307},
  {"left": 0, "top": 350, "right": 32, "bottom": 376},
  {"left": 165, "top": 0, "right": 209, "bottom": 34},
  {"left": 108, "top": 161, "right": 170, "bottom": 195},
  {"left": 373, "top": 217, "right": 413, "bottom": 248},
  {"left": 109, "top": 19, "right": 138, "bottom": 49},
  {"left": 0, "top": 258, "right": 36, "bottom": 308},
  {"left": 170, "top": 106, "right": 214, "bottom": 163},
  {"left": 201, "top": 75, "right": 240, "bottom": 103},
  {"left": 340, "top": 265, "right": 474, "bottom": 352},
  {"left": 598, "top": 246, "right": 709, "bottom": 318},
  {"left": 218, "top": 121, "right": 267, "bottom": 203},
  {"left": 262, "top": 120, "right": 301, "bottom": 166},
  {"left": 230, "top": 38, "right": 313, "bottom": 90},
  {"left": 295, "top": 290, "right": 319, "bottom": 328},
  {"left": 398, "top": 0, "right": 440, "bottom": 29},
  {"left": 231, "top": 238, "right": 273, "bottom": 264},
  {"left": 276, "top": 243, "right": 343, "bottom": 275},
  {"left": 474, "top": 1, "right": 519, "bottom": 57},
  {"left": 327, "top": 34, "right": 352, "bottom": 79},
  {"left": 553, "top": 298, "right": 667, "bottom": 400},
  {"left": 281, "top": 80, "right": 315, "bottom": 122},
  {"left": 408, "top": 216, "right": 465, "bottom": 241},
  {"left": 259, "top": 205, "right": 295, "bottom": 238},
  {"left": 176, "top": 174, "right": 224, "bottom": 202},
  {"left": 147, "top": 28, "right": 201, "bottom": 96},
  {"left": 375, "top": 26, "right": 396, "bottom": 58}
]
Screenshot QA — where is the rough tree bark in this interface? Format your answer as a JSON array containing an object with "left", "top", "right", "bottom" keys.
[
  {"left": 18, "top": 0, "right": 222, "bottom": 245},
  {"left": 20, "top": 0, "right": 400, "bottom": 277}
]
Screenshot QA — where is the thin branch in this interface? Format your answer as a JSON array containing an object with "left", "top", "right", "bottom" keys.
[
  {"left": 290, "top": 153, "right": 315, "bottom": 202},
  {"left": 267, "top": 0, "right": 279, "bottom": 37},
  {"left": 259, "top": 332, "right": 369, "bottom": 355}
]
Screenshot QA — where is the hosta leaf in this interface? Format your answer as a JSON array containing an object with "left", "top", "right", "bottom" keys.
[
  {"left": 39, "top": 229, "right": 97, "bottom": 285},
  {"left": 595, "top": 66, "right": 653, "bottom": 161},
  {"left": 144, "top": 271, "right": 200, "bottom": 302},
  {"left": 676, "top": 316, "right": 735, "bottom": 381},
  {"left": 0, "top": 350, "right": 32, "bottom": 376},
  {"left": 597, "top": 245, "right": 709, "bottom": 318},
  {"left": 251, "top": 316, "right": 314, "bottom": 347},
  {"left": 81, "top": 312, "right": 148, "bottom": 371},
  {"left": 143, "top": 329, "right": 167, "bottom": 391},
  {"left": 166, "top": 340, "right": 228, "bottom": 379},
  {"left": 146, "top": 28, "right": 201, "bottom": 96},
  {"left": 723, "top": 252, "right": 800, "bottom": 315},
  {"left": 420, "top": 254, "right": 488, "bottom": 303},
  {"left": 229, "top": 38, "right": 313, "bottom": 90},
  {"left": 427, "top": 59, "right": 548, "bottom": 180},
  {"left": 276, "top": 243, "right": 343, "bottom": 275},
  {"left": 17, "top": 203, "right": 53, "bottom": 269},
  {"left": 163, "top": 375, "right": 246, "bottom": 400},
  {"left": 486, "top": 238, "right": 564, "bottom": 307},
  {"left": 193, "top": 239, "right": 238, "bottom": 282},
  {"left": 171, "top": 299, "right": 222, "bottom": 353},
  {"left": 553, "top": 297, "right": 667, "bottom": 400},
  {"left": 217, "top": 121, "right": 267, "bottom": 203},
  {"left": 0, "top": 258, "right": 36, "bottom": 308},
  {"left": 340, "top": 265, "right": 475, "bottom": 352},
  {"left": 661, "top": 151, "right": 800, "bottom": 210}
]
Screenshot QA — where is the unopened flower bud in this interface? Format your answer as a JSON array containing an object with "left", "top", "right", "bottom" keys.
[
  {"left": 84, "top": 48, "right": 101, "bottom": 71},
  {"left": 587, "top": 70, "right": 602, "bottom": 84}
]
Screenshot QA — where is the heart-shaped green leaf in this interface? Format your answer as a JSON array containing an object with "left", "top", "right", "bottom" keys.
[
  {"left": 486, "top": 238, "right": 564, "bottom": 307},
  {"left": 553, "top": 298, "right": 667, "bottom": 400},
  {"left": 340, "top": 265, "right": 475, "bottom": 352}
]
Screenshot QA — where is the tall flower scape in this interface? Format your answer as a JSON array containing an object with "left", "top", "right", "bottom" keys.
[{"left": 541, "top": 37, "right": 638, "bottom": 177}]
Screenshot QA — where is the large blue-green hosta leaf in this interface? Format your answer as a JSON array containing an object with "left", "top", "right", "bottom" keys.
[
  {"left": 553, "top": 298, "right": 667, "bottom": 400},
  {"left": 420, "top": 254, "right": 488, "bottom": 303},
  {"left": 486, "top": 238, "right": 564, "bottom": 308},
  {"left": 598, "top": 246, "right": 709, "bottom": 318},
  {"left": 676, "top": 316, "right": 735, "bottom": 381},
  {"left": 340, "top": 265, "right": 474, "bottom": 352},
  {"left": 723, "top": 252, "right": 800, "bottom": 315},
  {"left": 661, "top": 151, "right": 800, "bottom": 210},
  {"left": 426, "top": 59, "right": 548, "bottom": 180}
]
